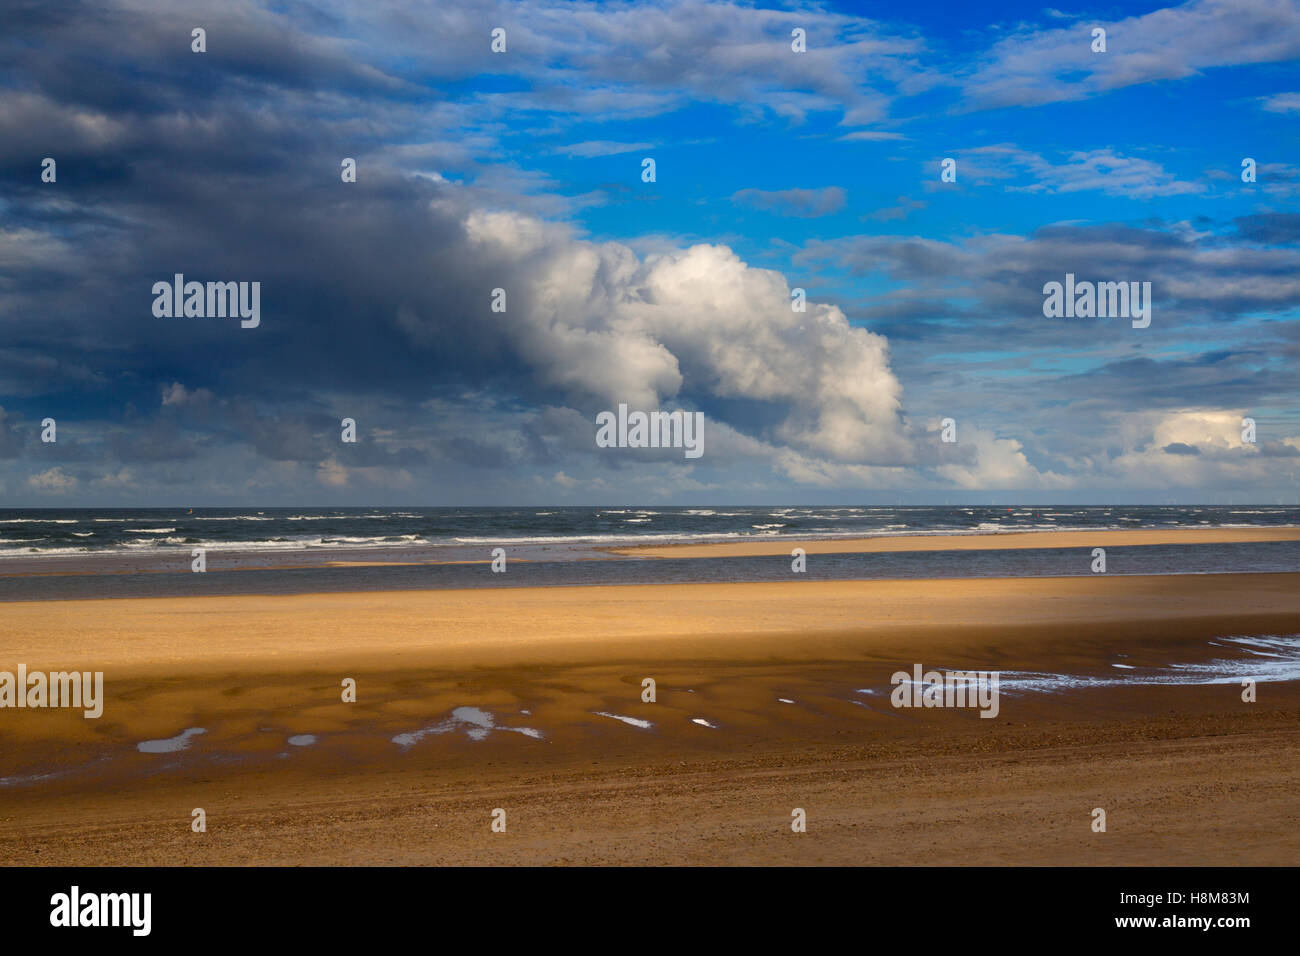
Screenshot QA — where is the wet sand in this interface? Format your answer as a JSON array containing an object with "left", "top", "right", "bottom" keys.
[
  {"left": 607, "top": 525, "right": 1300, "bottom": 558},
  {"left": 1, "top": 571, "right": 1298, "bottom": 865}
]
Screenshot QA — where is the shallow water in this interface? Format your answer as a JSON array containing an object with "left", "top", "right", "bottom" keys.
[
  {"left": 3, "top": 537, "right": 1299, "bottom": 601},
  {"left": 392, "top": 706, "right": 543, "bottom": 745},
  {"left": 137, "top": 727, "right": 206, "bottom": 753},
  {"left": 595, "top": 711, "right": 654, "bottom": 729},
  {"left": 870, "top": 635, "right": 1300, "bottom": 697}
]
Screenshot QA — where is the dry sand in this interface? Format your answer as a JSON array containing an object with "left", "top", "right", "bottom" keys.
[{"left": 2, "top": 569, "right": 1298, "bottom": 865}]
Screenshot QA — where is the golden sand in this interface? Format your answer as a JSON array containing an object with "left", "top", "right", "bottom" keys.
[{"left": 2, "top": 565, "right": 1298, "bottom": 865}]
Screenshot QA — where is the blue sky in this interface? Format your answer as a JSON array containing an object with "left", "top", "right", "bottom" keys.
[{"left": 0, "top": 0, "right": 1298, "bottom": 505}]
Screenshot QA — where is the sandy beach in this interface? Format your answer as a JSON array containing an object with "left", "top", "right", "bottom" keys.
[
  {"left": 8, "top": 0, "right": 1300, "bottom": 888},
  {"left": 2, "top": 542, "right": 1299, "bottom": 864}
]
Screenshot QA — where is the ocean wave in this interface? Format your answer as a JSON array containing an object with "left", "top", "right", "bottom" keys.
[
  {"left": 193, "top": 516, "right": 274, "bottom": 521},
  {"left": 450, "top": 532, "right": 754, "bottom": 545},
  {"left": 0, "top": 545, "right": 95, "bottom": 556}
]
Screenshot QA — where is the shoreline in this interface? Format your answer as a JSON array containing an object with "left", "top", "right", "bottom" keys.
[
  {"left": 1, "top": 525, "right": 1298, "bottom": 578},
  {"left": 605, "top": 525, "right": 1300, "bottom": 558}
]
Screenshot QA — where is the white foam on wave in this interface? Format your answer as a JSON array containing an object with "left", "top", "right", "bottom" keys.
[
  {"left": 690, "top": 717, "right": 717, "bottom": 728},
  {"left": 287, "top": 734, "right": 316, "bottom": 746},
  {"left": 450, "top": 531, "right": 752, "bottom": 545},
  {"left": 0, "top": 546, "right": 95, "bottom": 556},
  {"left": 192, "top": 515, "right": 274, "bottom": 521}
]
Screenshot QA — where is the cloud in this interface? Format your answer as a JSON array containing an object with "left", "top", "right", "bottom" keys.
[
  {"left": 958, "top": 0, "right": 1300, "bottom": 110},
  {"left": 933, "top": 425, "right": 1070, "bottom": 490},
  {"left": 867, "top": 195, "right": 926, "bottom": 222},
  {"left": 731, "top": 186, "right": 847, "bottom": 217},
  {"left": 1151, "top": 409, "right": 1250, "bottom": 450},
  {"left": 27, "top": 466, "right": 77, "bottom": 493},
  {"left": 0, "top": 406, "right": 27, "bottom": 460},
  {"left": 161, "top": 382, "right": 214, "bottom": 407},
  {"left": 316, "top": 455, "right": 414, "bottom": 490},
  {"left": 1259, "top": 91, "right": 1300, "bottom": 113},
  {"left": 836, "top": 130, "right": 908, "bottom": 142},
  {"left": 963, "top": 145, "right": 1203, "bottom": 198},
  {"left": 800, "top": 220, "right": 1300, "bottom": 328},
  {"left": 1098, "top": 409, "right": 1300, "bottom": 489},
  {"left": 1235, "top": 213, "right": 1300, "bottom": 243},
  {"left": 92, "top": 467, "right": 135, "bottom": 487},
  {"left": 318, "top": 457, "right": 349, "bottom": 488},
  {"left": 0, "top": 0, "right": 1296, "bottom": 503},
  {"left": 461, "top": 208, "right": 910, "bottom": 464},
  {"left": 58, "top": 0, "right": 925, "bottom": 134},
  {"left": 554, "top": 140, "right": 655, "bottom": 158},
  {"left": 795, "top": 216, "right": 1300, "bottom": 494}
]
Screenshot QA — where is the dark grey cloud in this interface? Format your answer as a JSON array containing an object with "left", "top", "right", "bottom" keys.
[
  {"left": 1235, "top": 212, "right": 1300, "bottom": 244},
  {"left": 1, "top": 0, "right": 917, "bottom": 500}
]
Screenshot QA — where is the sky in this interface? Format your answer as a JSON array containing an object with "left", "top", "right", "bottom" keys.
[{"left": 1, "top": 0, "right": 1298, "bottom": 506}]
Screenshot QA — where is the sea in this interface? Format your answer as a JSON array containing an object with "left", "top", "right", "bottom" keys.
[{"left": 0, "top": 504, "right": 1297, "bottom": 599}]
